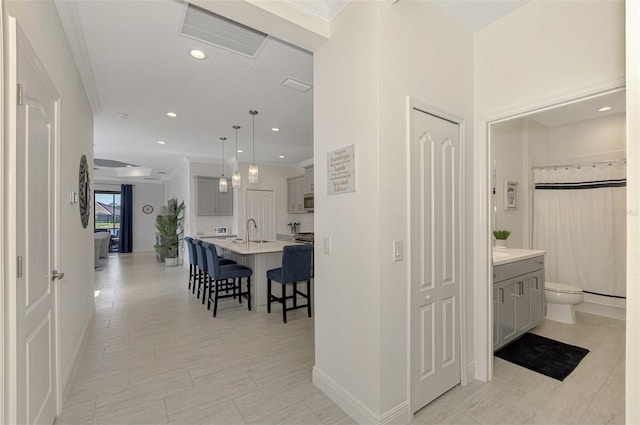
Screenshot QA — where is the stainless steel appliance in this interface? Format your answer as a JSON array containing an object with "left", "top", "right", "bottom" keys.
[{"left": 303, "top": 194, "right": 314, "bottom": 212}]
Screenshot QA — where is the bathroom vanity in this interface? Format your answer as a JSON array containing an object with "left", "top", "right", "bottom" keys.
[{"left": 493, "top": 249, "right": 546, "bottom": 351}]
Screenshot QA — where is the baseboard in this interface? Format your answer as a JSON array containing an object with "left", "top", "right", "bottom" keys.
[
  {"left": 575, "top": 301, "right": 625, "bottom": 321},
  {"left": 312, "top": 366, "right": 411, "bottom": 425},
  {"left": 60, "top": 309, "right": 95, "bottom": 405}
]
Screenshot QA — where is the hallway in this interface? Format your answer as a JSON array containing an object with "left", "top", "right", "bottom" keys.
[{"left": 56, "top": 253, "right": 353, "bottom": 425}]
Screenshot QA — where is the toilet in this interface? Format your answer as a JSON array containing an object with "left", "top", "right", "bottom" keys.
[{"left": 545, "top": 282, "right": 584, "bottom": 324}]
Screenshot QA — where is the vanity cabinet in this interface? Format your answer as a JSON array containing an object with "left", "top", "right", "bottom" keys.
[
  {"left": 194, "top": 176, "right": 233, "bottom": 216},
  {"left": 287, "top": 176, "right": 306, "bottom": 214},
  {"left": 493, "top": 256, "right": 545, "bottom": 351}
]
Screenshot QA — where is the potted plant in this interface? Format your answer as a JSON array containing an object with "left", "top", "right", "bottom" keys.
[
  {"left": 154, "top": 199, "right": 185, "bottom": 267},
  {"left": 493, "top": 230, "right": 511, "bottom": 249}
]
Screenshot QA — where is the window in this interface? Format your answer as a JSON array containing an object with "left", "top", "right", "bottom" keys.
[{"left": 94, "top": 191, "right": 121, "bottom": 252}]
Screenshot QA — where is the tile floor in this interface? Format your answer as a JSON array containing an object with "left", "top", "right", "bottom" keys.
[{"left": 56, "top": 253, "right": 625, "bottom": 424}]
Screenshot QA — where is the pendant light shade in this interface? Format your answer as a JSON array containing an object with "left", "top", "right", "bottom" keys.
[
  {"left": 219, "top": 137, "right": 228, "bottom": 193},
  {"left": 248, "top": 110, "right": 259, "bottom": 183},
  {"left": 232, "top": 125, "right": 241, "bottom": 189}
]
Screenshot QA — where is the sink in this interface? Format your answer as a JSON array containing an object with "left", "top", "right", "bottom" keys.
[{"left": 250, "top": 240, "right": 271, "bottom": 244}]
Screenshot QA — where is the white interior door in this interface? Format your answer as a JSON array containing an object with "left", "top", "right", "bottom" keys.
[
  {"left": 245, "top": 189, "right": 276, "bottom": 241},
  {"left": 410, "top": 106, "right": 461, "bottom": 412},
  {"left": 6, "top": 18, "right": 60, "bottom": 425}
]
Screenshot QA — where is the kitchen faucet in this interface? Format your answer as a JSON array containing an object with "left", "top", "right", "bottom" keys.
[{"left": 246, "top": 218, "right": 257, "bottom": 248}]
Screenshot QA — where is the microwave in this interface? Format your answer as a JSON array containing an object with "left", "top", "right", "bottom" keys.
[{"left": 303, "top": 194, "right": 314, "bottom": 211}]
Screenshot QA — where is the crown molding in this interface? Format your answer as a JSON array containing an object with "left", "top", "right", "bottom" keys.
[{"left": 55, "top": 0, "right": 102, "bottom": 113}]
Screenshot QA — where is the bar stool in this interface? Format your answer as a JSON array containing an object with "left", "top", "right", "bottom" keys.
[
  {"left": 204, "top": 243, "right": 252, "bottom": 317},
  {"left": 193, "top": 240, "right": 235, "bottom": 302},
  {"left": 267, "top": 245, "right": 313, "bottom": 323},
  {"left": 184, "top": 237, "right": 197, "bottom": 291}
]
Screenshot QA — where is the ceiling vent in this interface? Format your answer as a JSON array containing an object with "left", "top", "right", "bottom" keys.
[
  {"left": 181, "top": 4, "right": 267, "bottom": 58},
  {"left": 94, "top": 158, "right": 137, "bottom": 168},
  {"left": 281, "top": 77, "right": 312, "bottom": 93}
]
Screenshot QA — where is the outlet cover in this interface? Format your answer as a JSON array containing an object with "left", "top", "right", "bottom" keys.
[{"left": 323, "top": 237, "right": 332, "bottom": 254}]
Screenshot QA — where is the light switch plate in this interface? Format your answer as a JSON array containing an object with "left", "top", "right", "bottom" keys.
[
  {"left": 393, "top": 240, "right": 403, "bottom": 261},
  {"left": 323, "top": 237, "right": 332, "bottom": 254}
]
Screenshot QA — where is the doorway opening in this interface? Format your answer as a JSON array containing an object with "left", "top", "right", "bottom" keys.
[
  {"left": 486, "top": 88, "right": 626, "bottom": 401},
  {"left": 95, "top": 190, "right": 121, "bottom": 253}
]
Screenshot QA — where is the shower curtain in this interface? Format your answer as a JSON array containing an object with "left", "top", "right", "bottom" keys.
[{"left": 533, "top": 162, "right": 626, "bottom": 298}]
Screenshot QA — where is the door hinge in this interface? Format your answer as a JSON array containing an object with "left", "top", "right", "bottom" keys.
[
  {"left": 17, "top": 83, "right": 23, "bottom": 106},
  {"left": 17, "top": 256, "right": 23, "bottom": 278}
]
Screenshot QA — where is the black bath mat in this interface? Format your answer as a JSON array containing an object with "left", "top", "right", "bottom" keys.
[{"left": 495, "top": 333, "right": 589, "bottom": 381}]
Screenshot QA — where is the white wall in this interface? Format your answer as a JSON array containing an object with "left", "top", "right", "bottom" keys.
[
  {"left": 474, "top": 0, "right": 626, "bottom": 384},
  {"left": 3, "top": 0, "right": 95, "bottom": 401},
  {"left": 625, "top": 1, "right": 640, "bottom": 420},
  {"left": 94, "top": 182, "right": 164, "bottom": 252},
  {"left": 314, "top": 0, "right": 474, "bottom": 419},
  {"left": 545, "top": 113, "right": 626, "bottom": 163},
  {"left": 492, "top": 119, "right": 528, "bottom": 249}
]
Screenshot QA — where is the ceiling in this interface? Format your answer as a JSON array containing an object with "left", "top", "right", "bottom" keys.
[
  {"left": 527, "top": 90, "right": 626, "bottom": 128},
  {"left": 59, "top": 0, "right": 315, "bottom": 182},
  {"left": 61, "top": 0, "right": 615, "bottom": 183}
]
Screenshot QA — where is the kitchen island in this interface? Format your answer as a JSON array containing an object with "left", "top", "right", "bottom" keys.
[{"left": 203, "top": 238, "right": 305, "bottom": 309}]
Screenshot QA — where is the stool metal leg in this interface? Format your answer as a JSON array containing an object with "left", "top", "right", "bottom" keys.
[
  {"left": 267, "top": 278, "right": 271, "bottom": 314},
  {"left": 247, "top": 276, "right": 252, "bottom": 311},
  {"left": 307, "top": 279, "right": 312, "bottom": 317},
  {"left": 282, "top": 283, "right": 287, "bottom": 324}
]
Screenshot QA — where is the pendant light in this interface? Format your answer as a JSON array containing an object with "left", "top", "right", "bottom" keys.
[
  {"left": 219, "top": 137, "right": 228, "bottom": 193},
  {"left": 232, "top": 125, "right": 241, "bottom": 189},
  {"left": 248, "top": 110, "right": 259, "bottom": 183}
]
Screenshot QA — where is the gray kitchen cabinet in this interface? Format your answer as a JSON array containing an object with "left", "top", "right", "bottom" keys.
[
  {"left": 304, "top": 165, "right": 314, "bottom": 194},
  {"left": 194, "top": 176, "right": 233, "bottom": 216},
  {"left": 287, "top": 175, "right": 305, "bottom": 214},
  {"left": 493, "top": 256, "right": 545, "bottom": 351}
]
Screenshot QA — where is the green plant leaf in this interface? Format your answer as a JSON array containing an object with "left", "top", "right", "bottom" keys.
[
  {"left": 154, "top": 199, "right": 185, "bottom": 258},
  {"left": 493, "top": 230, "right": 511, "bottom": 240}
]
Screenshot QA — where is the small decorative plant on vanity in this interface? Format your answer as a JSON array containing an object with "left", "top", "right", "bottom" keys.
[
  {"left": 493, "top": 230, "right": 511, "bottom": 249},
  {"left": 154, "top": 199, "right": 185, "bottom": 267}
]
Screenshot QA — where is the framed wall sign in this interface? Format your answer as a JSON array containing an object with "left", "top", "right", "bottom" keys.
[
  {"left": 327, "top": 144, "right": 355, "bottom": 195},
  {"left": 504, "top": 181, "right": 518, "bottom": 210}
]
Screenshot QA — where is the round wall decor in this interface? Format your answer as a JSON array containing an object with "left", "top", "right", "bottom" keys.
[
  {"left": 78, "top": 154, "right": 90, "bottom": 228},
  {"left": 142, "top": 204, "right": 154, "bottom": 214}
]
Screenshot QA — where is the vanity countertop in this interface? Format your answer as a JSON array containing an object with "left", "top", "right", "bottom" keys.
[{"left": 493, "top": 248, "right": 546, "bottom": 266}]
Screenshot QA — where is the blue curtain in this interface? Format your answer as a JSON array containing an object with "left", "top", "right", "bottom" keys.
[{"left": 118, "top": 184, "right": 133, "bottom": 253}]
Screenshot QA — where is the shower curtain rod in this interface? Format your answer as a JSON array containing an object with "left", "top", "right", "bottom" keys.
[{"left": 532, "top": 158, "right": 627, "bottom": 171}]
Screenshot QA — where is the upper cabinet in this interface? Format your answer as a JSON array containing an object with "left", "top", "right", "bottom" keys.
[
  {"left": 304, "top": 165, "right": 314, "bottom": 194},
  {"left": 194, "top": 176, "right": 233, "bottom": 216},
  {"left": 287, "top": 175, "right": 306, "bottom": 214}
]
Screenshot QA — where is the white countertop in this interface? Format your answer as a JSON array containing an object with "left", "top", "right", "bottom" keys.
[
  {"left": 213, "top": 238, "right": 303, "bottom": 255},
  {"left": 493, "top": 248, "right": 546, "bottom": 266},
  {"left": 198, "top": 234, "right": 237, "bottom": 239}
]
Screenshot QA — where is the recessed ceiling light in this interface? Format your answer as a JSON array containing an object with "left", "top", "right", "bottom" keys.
[
  {"left": 157, "top": 141, "right": 167, "bottom": 145},
  {"left": 237, "top": 149, "right": 243, "bottom": 153},
  {"left": 166, "top": 112, "right": 177, "bottom": 118},
  {"left": 126, "top": 165, "right": 133, "bottom": 168},
  {"left": 278, "top": 155, "right": 285, "bottom": 159},
  {"left": 189, "top": 49, "right": 206, "bottom": 59},
  {"left": 598, "top": 106, "right": 612, "bottom": 112},
  {"left": 272, "top": 128, "right": 280, "bottom": 132},
  {"left": 115, "top": 112, "right": 128, "bottom": 119}
]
